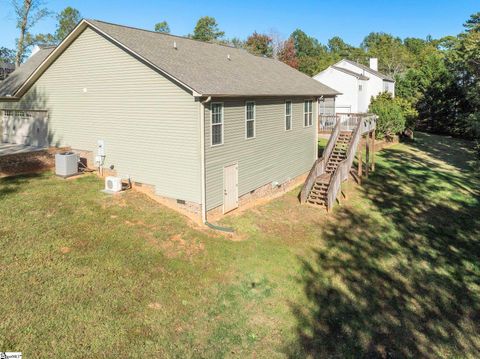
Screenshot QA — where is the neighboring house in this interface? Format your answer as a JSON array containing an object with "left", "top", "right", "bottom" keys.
[
  {"left": 0, "top": 19, "right": 338, "bottom": 221},
  {"left": 313, "top": 58, "right": 395, "bottom": 113},
  {"left": 0, "top": 63, "right": 15, "bottom": 81}
]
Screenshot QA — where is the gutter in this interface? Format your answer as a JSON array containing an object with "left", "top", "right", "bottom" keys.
[{"left": 0, "top": 95, "right": 19, "bottom": 101}]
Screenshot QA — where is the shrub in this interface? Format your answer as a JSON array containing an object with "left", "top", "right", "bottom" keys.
[{"left": 369, "top": 92, "right": 416, "bottom": 140}]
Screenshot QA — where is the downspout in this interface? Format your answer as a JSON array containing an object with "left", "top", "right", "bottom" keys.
[
  {"left": 200, "top": 96, "right": 211, "bottom": 224},
  {"left": 199, "top": 96, "right": 234, "bottom": 233}
]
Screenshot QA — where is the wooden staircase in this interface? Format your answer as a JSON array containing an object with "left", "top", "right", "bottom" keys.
[
  {"left": 306, "top": 131, "right": 353, "bottom": 207},
  {"left": 300, "top": 113, "right": 377, "bottom": 211}
]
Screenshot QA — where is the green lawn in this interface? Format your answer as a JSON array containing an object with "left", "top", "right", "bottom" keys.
[
  {"left": 1, "top": 133, "right": 479, "bottom": 358},
  {"left": 318, "top": 137, "right": 328, "bottom": 156}
]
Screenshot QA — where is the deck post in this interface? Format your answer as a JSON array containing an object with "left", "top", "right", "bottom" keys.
[
  {"left": 365, "top": 134, "right": 370, "bottom": 178},
  {"left": 357, "top": 141, "right": 363, "bottom": 184},
  {"left": 371, "top": 130, "right": 376, "bottom": 172},
  {"left": 342, "top": 182, "right": 348, "bottom": 200}
]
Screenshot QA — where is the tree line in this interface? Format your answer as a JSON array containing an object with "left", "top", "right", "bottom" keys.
[
  {"left": 1, "top": 1, "right": 479, "bottom": 149},
  {"left": 163, "top": 14, "right": 480, "bottom": 150}
]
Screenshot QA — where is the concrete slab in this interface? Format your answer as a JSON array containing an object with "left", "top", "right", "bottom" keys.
[{"left": 0, "top": 143, "right": 46, "bottom": 157}]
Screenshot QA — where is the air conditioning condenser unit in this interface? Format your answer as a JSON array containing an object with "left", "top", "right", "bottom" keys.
[{"left": 105, "top": 176, "right": 122, "bottom": 192}]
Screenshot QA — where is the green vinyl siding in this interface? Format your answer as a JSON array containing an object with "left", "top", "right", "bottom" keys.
[
  {"left": 204, "top": 97, "right": 318, "bottom": 210},
  {"left": 0, "top": 27, "right": 201, "bottom": 203}
]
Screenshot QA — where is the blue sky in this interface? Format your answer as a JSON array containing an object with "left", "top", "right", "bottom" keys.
[{"left": 0, "top": 0, "right": 478, "bottom": 50}]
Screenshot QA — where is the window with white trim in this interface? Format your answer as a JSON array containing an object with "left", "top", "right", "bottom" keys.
[
  {"left": 304, "top": 100, "right": 313, "bottom": 127},
  {"left": 211, "top": 103, "right": 223, "bottom": 146},
  {"left": 285, "top": 101, "right": 292, "bottom": 131},
  {"left": 245, "top": 101, "right": 255, "bottom": 139}
]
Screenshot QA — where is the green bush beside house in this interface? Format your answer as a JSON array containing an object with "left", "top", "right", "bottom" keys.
[{"left": 369, "top": 92, "right": 417, "bottom": 140}]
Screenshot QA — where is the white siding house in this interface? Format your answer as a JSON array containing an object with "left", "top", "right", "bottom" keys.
[{"left": 313, "top": 58, "right": 395, "bottom": 113}]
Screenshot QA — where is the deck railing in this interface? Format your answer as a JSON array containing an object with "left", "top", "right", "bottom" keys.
[
  {"left": 319, "top": 113, "right": 376, "bottom": 133},
  {"left": 318, "top": 114, "right": 338, "bottom": 132},
  {"left": 325, "top": 114, "right": 377, "bottom": 210},
  {"left": 300, "top": 116, "right": 341, "bottom": 202}
]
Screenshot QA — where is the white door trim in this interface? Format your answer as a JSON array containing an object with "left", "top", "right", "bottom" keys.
[{"left": 223, "top": 162, "right": 239, "bottom": 214}]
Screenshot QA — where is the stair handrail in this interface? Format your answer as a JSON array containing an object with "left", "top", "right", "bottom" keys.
[
  {"left": 300, "top": 115, "right": 341, "bottom": 203},
  {"left": 326, "top": 115, "right": 365, "bottom": 210}
]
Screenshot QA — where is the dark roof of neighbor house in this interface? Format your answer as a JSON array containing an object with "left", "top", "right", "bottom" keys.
[
  {"left": 331, "top": 66, "right": 369, "bottom": 80},
  {"left": 0, "top": 47, "right": 55, "bottom": 97},
  {"left": 87, "top": 20, "right": 339, "bottom": 96},
  {"left": 0, "top": 63, "right": 15, "bottom": 70},
  {"left": 342, "top": 59, "right": 395, "bottom": 82}
]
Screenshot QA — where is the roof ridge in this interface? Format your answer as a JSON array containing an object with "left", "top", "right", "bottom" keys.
[
  {"left": 331, "top": 65, "right": 368, "bottom": 79},
  {"left": 2, "top": 18, "right": 341, "bottom": 98},
  {"left": 87, "top": 19, "right": 283, "bottom": 62},
  {"left": 87, "top": 19, "right": 245, "bottom": 51},
  {"left": 340, "top": 58, "right": 394, "bottom": 81}
]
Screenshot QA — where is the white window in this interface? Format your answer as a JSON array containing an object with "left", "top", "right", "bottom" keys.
[
  {"left": 245, "top": 101, "right": 255, "bottom": 139},
  {"left": 285, "top": 100, "right": 292, "bottom": 131},
  {"left": 359, "top": 84, "right": 363, "bottom": 91},
  {"left": 304, "top": 100, "right": 313, "bottom": 127},
  {"left": 211, "top": 103, "right": 223, "bottom": 146}
]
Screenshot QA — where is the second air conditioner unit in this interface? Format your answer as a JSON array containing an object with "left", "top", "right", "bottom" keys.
[{"left": 105, "top": 176, "right": 122, "bottom": 192}]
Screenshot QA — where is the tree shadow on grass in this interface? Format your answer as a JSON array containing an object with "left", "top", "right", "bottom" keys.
[
  {"left": 0, "top": 173, "right": 44, "bottom": 198},
  {"left": 287, "top": 139, "right": 480, "bottom": 358},
  {"left": 411, "top": 132, "right": 478, "bottom": 173}
]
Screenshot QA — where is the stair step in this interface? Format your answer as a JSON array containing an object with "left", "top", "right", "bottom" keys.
[{"left": 307, "top": 199, "right": 326, "bottom": 206}]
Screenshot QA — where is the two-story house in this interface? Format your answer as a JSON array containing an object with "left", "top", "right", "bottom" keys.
[{"left": 313, "top": 58, "right": 395, "bottom": 114}]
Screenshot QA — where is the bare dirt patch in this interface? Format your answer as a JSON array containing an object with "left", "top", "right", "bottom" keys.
[
  {"left": 159, "top": 233, "right": 205, "bottom": 259},
  {"left": 59, "top": 247, "right": 71, "bottom": 254},
  {"left": 148, "top": 302, "right": 162, "bottom": 310}
]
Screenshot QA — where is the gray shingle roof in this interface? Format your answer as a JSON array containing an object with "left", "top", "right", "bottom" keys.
[
  {"left": 342, "top": 59, "right": 395, "bottom": 82},
  {"left": 0, "top": 63, "right": 15, "bottom": 71},
  {"left": 0, "top": 47, "right": 55, "bottom": 97},
  {"left": 88, "top": 19, "right": 339, "bottom": 96},
  {"left": 331, "top": 66, "right": 369, "bottom": 80}
]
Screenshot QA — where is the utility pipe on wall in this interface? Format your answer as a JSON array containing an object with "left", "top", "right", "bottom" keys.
[
  {"left": 199, "top": 96, "right": 234, "bottom": 233},
  {"left": 200, "top": 96, "right": 211, "bottom": 224}
]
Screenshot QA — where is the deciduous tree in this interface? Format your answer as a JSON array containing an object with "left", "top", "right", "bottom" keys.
[
  {"left": 28, "top": 7, "right": 81, "bottom": 47},
  {"left": 278, "top": 38, "right": 298, "bottom": 69},
  {"left": 12, "top": 0, "right": 51, "bottom": 67},
  {"left": 154, "top": 21, "right": 170, "bottom": 34},
  {"left": 245, "top": 32, "right": 273, "bottom": 57},
  {"left": 361, "top": 32, "right": 411, "bottom": 76}
]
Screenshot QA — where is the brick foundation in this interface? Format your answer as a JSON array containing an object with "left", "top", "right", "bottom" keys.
[
  {"left": 132, "top": 181, "right": 202, "bottom": 223},
  {"left": 0, "top": 145, "right": 309, "bottom": 223},
  {"left": 134, "top": 172, "right": 308, "bottom": 223},
  {"left": 207, "top": 172, "right": 308, "bottom": 220}
]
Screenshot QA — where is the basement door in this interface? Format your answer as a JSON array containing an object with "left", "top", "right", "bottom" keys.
[{"left": 223, "top": 163, "right": 239, "bottom": 214}]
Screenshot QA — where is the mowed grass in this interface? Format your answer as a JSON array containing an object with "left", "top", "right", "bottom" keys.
[{"left": 1, "top": 132, "right": 479, "bottom": 358}]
